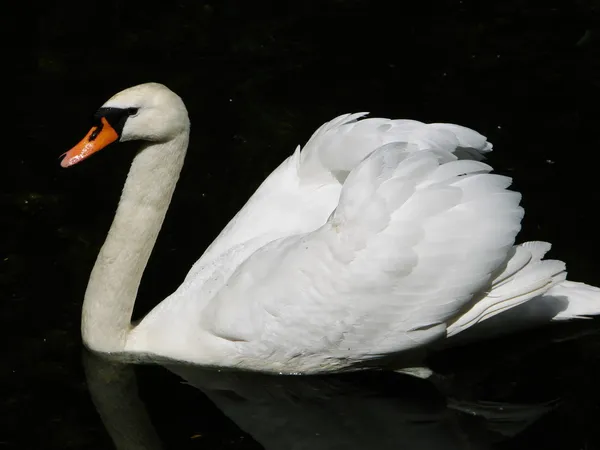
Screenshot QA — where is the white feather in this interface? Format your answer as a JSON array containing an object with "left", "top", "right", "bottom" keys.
[{"left": 118, "top": 110, "right": 599, "bottom": 374}]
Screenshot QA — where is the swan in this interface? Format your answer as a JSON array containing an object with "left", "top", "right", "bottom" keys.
[{"left": 61, "top": 82, "right": 600, "bottom": 374}]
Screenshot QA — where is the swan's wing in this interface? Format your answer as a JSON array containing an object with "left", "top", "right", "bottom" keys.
[
  {"left": 200, "top": 143, "right": 523, "bottom": 371},
  {"left": 186, "top": 114, "right": 493, "bottom": 284},
  {"left": 298, "top": 113, "right": 492, "bottom": 184}
]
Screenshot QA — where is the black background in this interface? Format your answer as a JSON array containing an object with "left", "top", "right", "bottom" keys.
[{"left": 3, "top": 1, "right": 600, "bottom": 449}]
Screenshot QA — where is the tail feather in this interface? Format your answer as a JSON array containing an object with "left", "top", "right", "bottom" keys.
[
  {"left": 446, "top": 241, "right": 600, "bottom": 343},
  {"left": 442, "top": 278, "right": 600, "bottom": 347},
  {"left": 447, "top": 242, "right": 567, "bottom": 338},
  {"left": 542, "top": 280, "right": 600, "bottom": 320}
]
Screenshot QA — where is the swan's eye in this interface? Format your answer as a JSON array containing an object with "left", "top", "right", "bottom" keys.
[{"left": 127, "top": 108, "right": 139, "bottom": 116}]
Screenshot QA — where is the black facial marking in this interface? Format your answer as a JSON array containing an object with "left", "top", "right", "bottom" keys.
[
  {"left": 91, "top": 107, "right": 138, "bottom": 139},
  {"left": 89, "top": 121, "right": 104, "bottom": 141}
]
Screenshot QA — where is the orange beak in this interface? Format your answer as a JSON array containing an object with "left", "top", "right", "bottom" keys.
[{"left": 61, "top": 117, "right": 119, "bottom": 168}]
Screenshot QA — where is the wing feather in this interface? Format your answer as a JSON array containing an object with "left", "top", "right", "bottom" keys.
[{"left": 202, "top": 143, "right": 523, "bottom": 370}]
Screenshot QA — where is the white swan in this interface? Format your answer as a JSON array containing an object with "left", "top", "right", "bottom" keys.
[{"left": 62, "top": 82, "right": 600, "bottom": 374}]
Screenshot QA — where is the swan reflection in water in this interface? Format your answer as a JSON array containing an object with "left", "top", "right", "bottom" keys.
[{"left": 83, "top": 350, "right": 561, "bottom": 450}]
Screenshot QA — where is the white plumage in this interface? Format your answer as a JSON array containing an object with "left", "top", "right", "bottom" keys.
[{"left": 62, "top": 83, "right": 600, "bottom": 374}]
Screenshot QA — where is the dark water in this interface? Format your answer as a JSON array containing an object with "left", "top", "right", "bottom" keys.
[{"left": 4, "top": 0, "right": 600, "bottom": 448}]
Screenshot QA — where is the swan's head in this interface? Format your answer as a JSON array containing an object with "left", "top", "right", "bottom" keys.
[{"left": 61, "top": 82, "right": 189, "bottom": 168}]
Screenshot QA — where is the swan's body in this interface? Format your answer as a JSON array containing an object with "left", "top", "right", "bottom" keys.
[{"left": 63, "top": 83, "right": 600, "bottom": 374}]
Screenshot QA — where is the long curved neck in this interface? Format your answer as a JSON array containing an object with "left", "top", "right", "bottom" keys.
[{"left": 81, "top": 130, "right": 189, "bottom": 353}]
